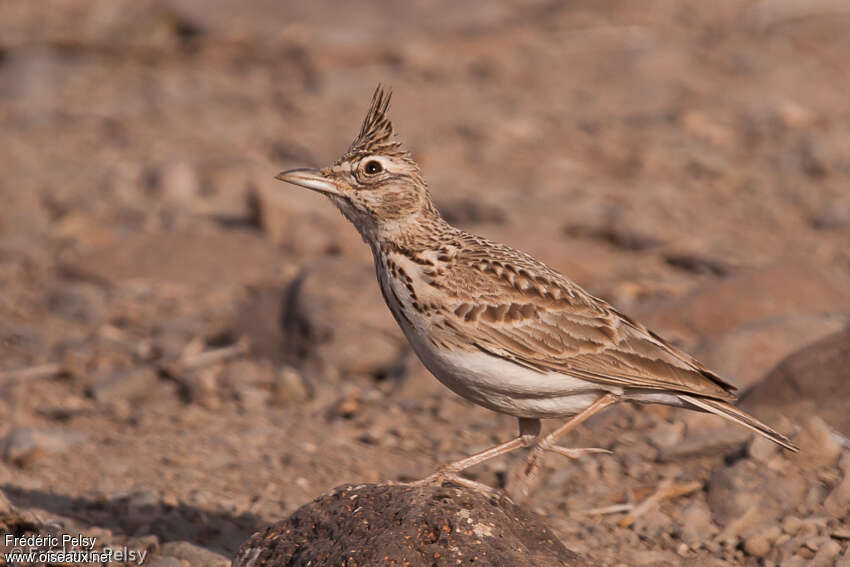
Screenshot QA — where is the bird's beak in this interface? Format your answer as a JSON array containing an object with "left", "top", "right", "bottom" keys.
[{"left": 275, "top": 168, "right": 340, "bottom": 195}]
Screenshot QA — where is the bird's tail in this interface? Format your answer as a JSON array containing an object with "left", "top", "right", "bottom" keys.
[{"left": 678, "top": 394, "right": 798, "bottom": 452}]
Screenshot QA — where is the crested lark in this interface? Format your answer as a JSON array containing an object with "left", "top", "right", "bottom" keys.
[{"left": 276, "top": 86, "right": 798, "bottom": 496}]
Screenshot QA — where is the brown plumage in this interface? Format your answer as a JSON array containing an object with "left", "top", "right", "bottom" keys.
[{"left": 276, "top": 85, "right": 797, "bottom": 495}]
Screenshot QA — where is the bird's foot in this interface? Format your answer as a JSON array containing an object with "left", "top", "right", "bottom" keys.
[
  {"left": 506, "top": 444, "right": 611, "bottom": 500},
  {"left": 403, "top": 470, "right": 502, "bottom": 496}
]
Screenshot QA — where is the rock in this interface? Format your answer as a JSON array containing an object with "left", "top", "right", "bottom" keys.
[
  {"left": 743, "top": 533, "right": 772, "bottom": 557},
  {"left": 236, "top": 385, "right": 269, "bottom": 411},
  {"left": 282, "top": 257, "right": 406, "bottom": 379},
  {"left": 90, "top": 367, "right": 159, "bottom": 406},
  {"left": 659, "top": 420, "right": 751, "bottom": 461},
  {"left": 679, "top": 500, "right": 716, "bottom": 544},
  {"left": 159, "top": 541, "right": 229, "bottom": 567},
  {"left": 636, "top": 263, "right": 850, "bottom": 342},
  {"left": 707, "top": 460, "right": 807, "bottom": 530},
  {"left": 2, "top": 427, "right": 86, "bottom": 465},
  {"left": 781, "top": 556, "right": 808, "bottom": 567},
  {"left": 272, "top": 365, "right": 310, "bottom": 405},
  {"left": 810, "top": 539, "right": 842, "bottom": 567},
  {"left": 795, "top": 416, "right": 842, "bottom": 469},
  {"left": 743, "top": 526, "right": 781, "bottom": 558},
  {"left": 60, "top": 230, "right": 286, "bottom": 288},
  {"left": 695, "top": 314, "right": 847, "bottom": 390},
  {"left": 748, "top": 434, "right": 780, "bottom": 463},
  {"left": 233, "top": 482, "right": 587, "bottom": 567},
  {"left": 825, "top": 455, "right": 850, "bottom": 519},
  {"left": 0, "top": 489, "right": 12, "bottom": 515},
  {"left": 47, "top": 282, "right": 107, "bottom": 324},
  {"left": 154, "top": 161, "right": 200, "bottom": 204},
  {"left": 740, "top": 328, "right": 850, "bottom": 437},
  {"left": 234, "top": 285, "right": 287, "bottom": 362},
  {"left": 810, "top": 203, "right": 850, "bottom": 230},
  {"left": 783, "top": 516, "right": 802, "bottom": 535}
]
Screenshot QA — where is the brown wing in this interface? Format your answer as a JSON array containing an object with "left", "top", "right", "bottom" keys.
[{"left": 437, "top": 235, "right": 736, "bottom": 401}]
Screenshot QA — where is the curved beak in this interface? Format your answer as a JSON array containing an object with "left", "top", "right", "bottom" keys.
[{"left": 275, "top": 168, "right": 339, "bottom": 195}]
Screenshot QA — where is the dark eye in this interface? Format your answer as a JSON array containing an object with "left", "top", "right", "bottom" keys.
[{"left": 364, "top": 160, "right": 383, "bottom": 175}]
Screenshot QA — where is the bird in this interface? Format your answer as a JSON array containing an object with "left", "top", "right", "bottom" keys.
[{"left": 276, "top": 85, "right": 798, "bottom": 496}]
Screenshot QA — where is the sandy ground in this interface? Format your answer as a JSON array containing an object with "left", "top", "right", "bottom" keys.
[{"left": 1, "top": 1, "right": 850, "bottom": 565}]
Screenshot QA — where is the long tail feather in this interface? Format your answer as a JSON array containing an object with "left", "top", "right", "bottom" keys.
[{"left": 678, "top": 395, "right": 798, "bottom": 452}]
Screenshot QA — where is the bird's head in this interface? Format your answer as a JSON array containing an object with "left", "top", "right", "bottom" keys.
[{"left": 276, "top": 85, "right": 437, "bottom": 241}]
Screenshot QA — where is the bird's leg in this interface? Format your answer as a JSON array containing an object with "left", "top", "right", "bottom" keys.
[
  {"left": 507, "top": 393, "right": 620, "bottom": 499},
  {"left": 411, "top": 418, "right": 541, "bottom": 492}
]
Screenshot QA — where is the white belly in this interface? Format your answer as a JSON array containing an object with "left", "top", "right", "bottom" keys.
[
  {"left": 403, "top": 321, "right": 615, "bottom": 419},
  {"left": 374, "top": 252, "right": 618, "bottom": 419}
]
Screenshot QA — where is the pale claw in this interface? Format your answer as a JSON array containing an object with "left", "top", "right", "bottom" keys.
[{"left": 545, "top": 445, "right": 611, "bottom": 459}]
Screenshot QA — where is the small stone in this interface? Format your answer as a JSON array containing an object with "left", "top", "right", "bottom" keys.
[
  {"left": 832, "top": 527, "right": 850, "bottom": 540},
  {"left": 825, "top": 469, "right": 850, "bottom": 518},
  {"left": 780, "top": 556, "right": 806, "bottom": 567},
  {"left": 645, "top": 421, "right": 684, "bottom": 450},
  {"left": 333, "top": 388, "right": 362, "bottom": 419},
  {"left": 0, "top": 489, "right": 12, "bottom": 514},
  {"left": 157, "top": 161, "right": 199, "bottom": 203},
  {"left": 744, "top": 526, "right": 781, "bottom": 558},
  {"left": 805, "top": 535, "right": 829, "bottom": 552},
  {"left": 90, "top": 367, "right": 159, "bottom": 405},
  {"left": 159, "top": 541, "right": 229, "bottom": 567},
  {"left": 2, "top": 427, "right": 86, "bottom": 465},
  {"left": 236, "top": 385, "right": 269, "bottom": 411},
  {"left": 748, "top": 434, "right": 779, "bottom": 463},
  {"left": 783, "top": 516, "right": 803, "bottom": 535},
  {"left": 811, "top": 539, "right": 841, "bottom": 566},
  {"left": 744, "top": 533, "right": 772, "bottom": 558},
  {"left": 836, "top": 548, "right": 850, "bottom": 567},
  {"left": 810, "top": 203, "right": 850, "bottom": 230},
  {"left": 679, "top": 500, "right": 716, "bottom": 544},
  {"left": 127, "top": 533, "right": 160, "bottom": 554},
  {"left": 47, "top": 282, "right": 106, "bottom": 324},
  {"left": 797, "top": 416, "right": 842, "bottom": 468},
  {"left": 272, "top": 365, "right": 310, "bottom": 405}
]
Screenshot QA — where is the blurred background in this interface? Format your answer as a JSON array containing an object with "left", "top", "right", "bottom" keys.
[{"left": 1, "top": 1, "right": 850, "bottom": 565}]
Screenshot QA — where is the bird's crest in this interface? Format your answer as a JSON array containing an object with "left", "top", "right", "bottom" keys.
[{"left": 340, "top": 85, "right": 410, "bottom": 163}]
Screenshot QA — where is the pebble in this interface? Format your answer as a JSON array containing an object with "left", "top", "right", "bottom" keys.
[
  {"left": 2, "top": 427, "right": 86, "bottom": 465},
  {"left": 158, "top": 541, "right": 229, "bottom": 567},
  {"left": 797, "top": 416, "right": 842, "bottom": 468},
  {"left": 273, "top": 365, "right": 310, "bottom": 405},
  {"left": 743, "top": 533, "right": 772, "bottom": 557},
  {"left": 825, "top": 470, "right": 850, "bottom": 519},
  {"left": 0, "top": 489, "right": 11, "bottom": 514},
  {"left": 236, "top": 385, "right": 269, "bottom": 411},
  {"left": 744, "top": 526, "right": 781, "bottom": 558},
  {"left": 748, "top": 434, "right": 779, "bottom": 463},
  {"left": 780, "top": 556, "right": 807, "bottom": 567},
  {"left": 810, "top": 539, "right": 841, "bottom": 566},
  {"left": 783, "top": 516, "right": 802, "bottom": 535},
  {"left": 90, "top": 367, "right": 159, "bottom": 405},
  {"left": 679, "top": 500, "right": 716, "bottom": 544}
]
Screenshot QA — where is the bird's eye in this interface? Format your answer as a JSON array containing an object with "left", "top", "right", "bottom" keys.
[{"left": 364, "top": 160, "right": 383, "bottom": 175}]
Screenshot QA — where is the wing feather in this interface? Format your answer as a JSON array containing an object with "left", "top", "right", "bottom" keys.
[{"left": 437, "top": 235, "right": 737, "bottom": 401}]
